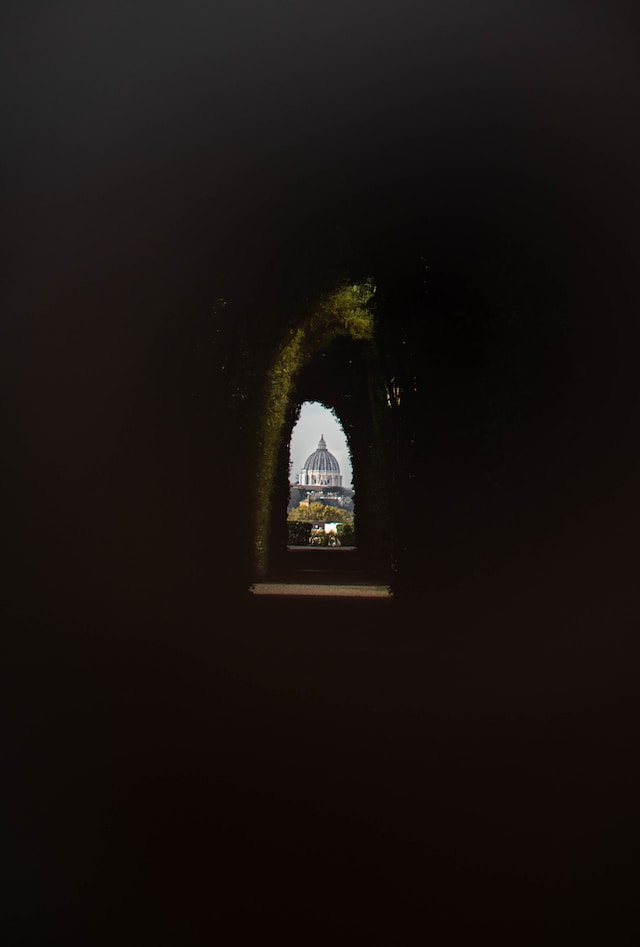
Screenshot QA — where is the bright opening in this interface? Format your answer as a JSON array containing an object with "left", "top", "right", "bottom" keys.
[
  {"left": 290, "top": 402, "right": 352, "bottom": 488},
  {"left": 287, "top": 402, "right": 355, "bottom": 547}
]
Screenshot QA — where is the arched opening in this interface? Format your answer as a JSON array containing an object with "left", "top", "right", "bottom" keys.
[
  {"left": 287, "top": 401, "right": 355, "bottom": 549},
  {"left": 251, "top": 279, "right": 393, "bottom": 585}
]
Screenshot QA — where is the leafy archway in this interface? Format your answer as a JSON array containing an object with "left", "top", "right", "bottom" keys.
[{"left": 254, "top": 280, "right": 375, "bottom": 576}]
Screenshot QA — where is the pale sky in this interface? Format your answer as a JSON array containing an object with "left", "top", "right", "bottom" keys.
[{"left": 289, "top": 401, "right": 352, "bottom": 489}]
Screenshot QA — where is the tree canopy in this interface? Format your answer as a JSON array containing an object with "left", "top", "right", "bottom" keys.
[{"left": 287, "top": 502, "right": 353, "bottom": 524}]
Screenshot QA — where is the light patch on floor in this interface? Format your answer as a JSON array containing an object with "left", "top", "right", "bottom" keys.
[{"left": 250, "top": 583, "right": 392, "bottom": 598}]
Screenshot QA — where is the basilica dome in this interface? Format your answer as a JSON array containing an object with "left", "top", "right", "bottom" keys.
[{"left": 300, "top": 435, "right": 342, "bottom": 487}]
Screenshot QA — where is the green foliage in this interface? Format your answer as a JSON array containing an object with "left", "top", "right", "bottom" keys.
[
  {"left": 315, "top": 279, "right": 376, "bottom": 343},
  {"left": 336, "top": 522, "right": 356, "bottom": 545},
  {"left": 287, "top": 520, "right": 355, "bottom": 547},
  {"left": 287, "top": 521, "right": 313, "bottom": 545},
  {"left": 288, "top": 502, "right": 353, "bottom": 524},
  {"left": 309, "top": 527, "right": 341, "bottom": 546}
]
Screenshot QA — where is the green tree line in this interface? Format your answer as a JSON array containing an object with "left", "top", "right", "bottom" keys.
[{"left": 287, "top": 502, "right": 354, "bottom": 524}]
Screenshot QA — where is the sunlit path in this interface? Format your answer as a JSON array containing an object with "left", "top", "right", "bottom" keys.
[{"left": 250, "top": 582, "right": 391, "bottom": 598}]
